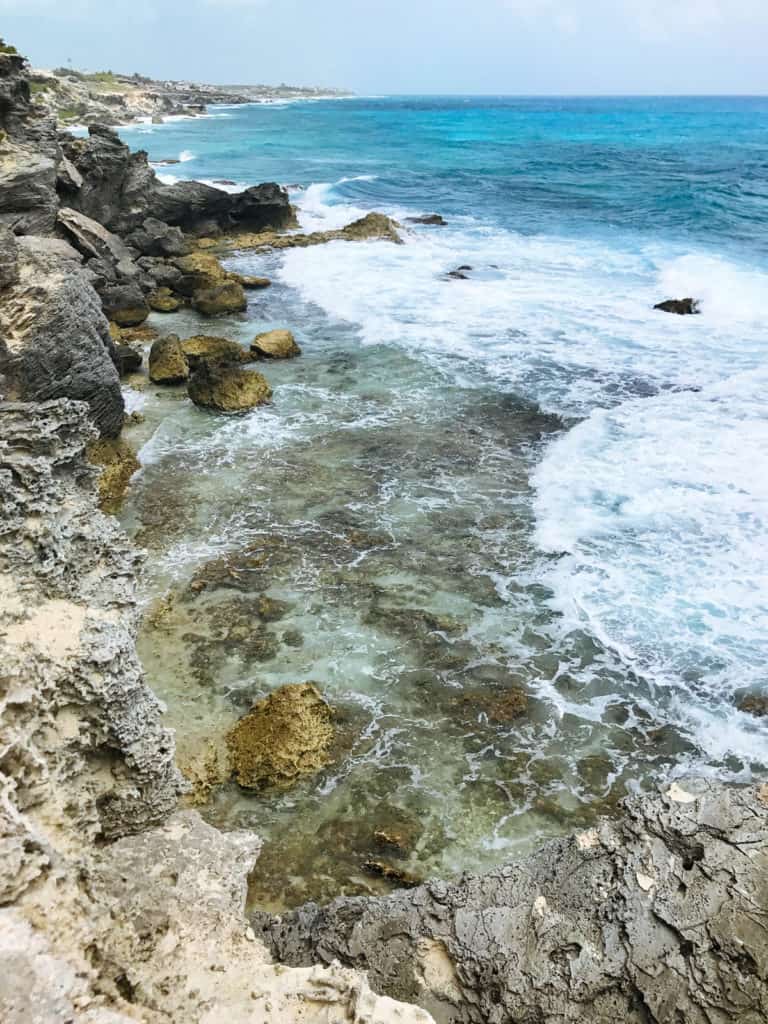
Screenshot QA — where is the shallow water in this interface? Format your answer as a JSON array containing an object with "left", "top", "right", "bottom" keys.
[{"left": 119, "top": 96, "right": 768, "bottom": 909}]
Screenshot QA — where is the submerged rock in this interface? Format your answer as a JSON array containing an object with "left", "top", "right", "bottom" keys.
[
  {"left": 737, "top": 693, "right": 768, "bottom": 717},
  {"left": 226, "top": 682, "right": 335, "bottom": 790},
  {"left": 148, "top": 333, "right": 189, "bottom": 384},
  {"left": 87, "top": 436, "right": 141, "bottom": 514},
  {"left": 181, "top": 334, "right": 248, "bottom": 367},
  {"left": 188, "top": 360, "right": 271, "bottom": 411},
  {"left": 193, "top": 280, "right": 247, "bottom": 316},
  {"left": 654, "top": 297, "right": 700, "bottom": 315},
  {"left": 251, "top": 328, "right": 301, "bottom": 360}
]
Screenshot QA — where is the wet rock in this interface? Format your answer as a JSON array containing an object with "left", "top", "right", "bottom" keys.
[
  {"left": 261, "top": 780, "right": 768, "bottom": 1024},
  {"left": 87, "top": 436, "right": 141, "bottom": 514},
  {"left": 114, "top": 344, "right": 142, "bottom": 375},
  {"left": 257, "top": 595, "right": 291, "bottom": 621},
  {"left": 126, "top": 216, "right": 190, "bottom": 258},
  {"left": 737, "top": 694, "right": 768, "bottom": 717},
  {"left": 236, "top": 273, "right": 271, "bottom": 289},
  {"left": 283, "top": 629, "right": 304, "bottom": 647},
  {"left": 188, "top": 361, "right": 271, "bottom": 411},
  {"left": 0, "top": 235, "right": 123, "bottom": 437},
  {"left": 654, "top": 297, "right": 700, "bottom": 315},
  {"left": 453, "top": 686, "right": 529, "bottom": 724},
  {"left": 148, "top": 286, "right": 181, "bottom": 312},
  {"left": 405, "top": 214, "right": 447, "bottom": 226},
  {"left": 214, "top": 210, "right": 402, "bottom": 254},
  {"left": 193, "top": 279, "right": 247, "bottom": 315},
  {"left": 188, "top": 536, "right": 293, "bottom": 593},
  {"left": 173, "top": 250, "right": 228, "bottom": 294},
  {"left": 226, "top": 682, "right": 335, "bottom": 790},
  {"left": 148, "top": 334, "right": 189, "bottom": 384},
  {"left": 362, "top": 861, "right": 422, "bottom": 889},
  {"left": 99, "top": 280, "right": 150, "bottom": 327},
  {"left": 251, "top": 328, "right": 301, "bottom": 360},
  {"left": 341, "top": 212, "right": 402, "bottom": 243},
  {"left": 180, "top": 334, "right": 248, "bottom": 367},
  {"left": 213, "top": 178, "right": 237, "bottom": 186},
  {"left": 447, "top": 265, "right": 473, "bottom": 280}
]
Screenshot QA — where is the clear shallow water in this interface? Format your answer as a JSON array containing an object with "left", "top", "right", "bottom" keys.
[{"left": 119, "top": 96, "right": 768, "bottom": 908}]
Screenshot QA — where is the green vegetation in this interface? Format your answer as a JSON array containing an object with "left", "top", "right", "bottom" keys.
[
  {"left": 30, "top": 82, "right": 50, "bottom": 96},
  {"left": 0, "top": 38, "right": 18, "bottom": 55}
]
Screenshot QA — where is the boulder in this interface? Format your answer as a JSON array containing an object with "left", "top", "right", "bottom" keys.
[
  {"left": 193, "top": 280, "right": 247, "bottom": 316},
  {"left": 148, "top": 286, "right": 181, "bottom": 313},
  {"left": 114, "top": 344, "right": 142, "bottom": 375},
  {"left": 56, "top": 154, "right": 83, "bottom": 193},
  {"left": 737, "top": 694, "right": 768, "bottom": 717},
  {"left": 137, "top": 255, "right": 184, "bottom": 290},
  {"left": 654, "top": 297, "right": 700, "bottom": 315},
  {"left": 340, "top": 212, "right": 402, "bottom": 243},
  {"left": 149, "top": 179, "right": 235, "bottom": 235},
  {"left": 236, "top": 273, "right": 271, "bottom": 289},
  {"left": 229, "top": 182, "right": 298, "bottom": 231},
  {"left": 126, "top": 217, "right": 190, "bottom": 258},
  {"left": 99, "top": 281, "right": 150, "bottom": 327},
  {"left": 188, "top": 361, "right": 271, "bottom": 412},
  {"left": 148, "top": 334, "right": 189, "bottom": 384},
  {"left": 225, "top": 683, "right": 334, "bottom": 789},
  {"left": 0, "top": 236, "right": 123, "bottom": 436},
  {"left": 57, "top": 206, "right": 133, "bottom": 266},
  {"left": 250, "top": 328, "right": 301, "bottom": 360},
  {"left": 172, "top": 250, "right": 227, "bottom": 295},
  {"left": 180, "top": 334, "right": 248, "bottom": 368},
  {"left": 405, "top": 214, "right": 447, "bottom": 226}
]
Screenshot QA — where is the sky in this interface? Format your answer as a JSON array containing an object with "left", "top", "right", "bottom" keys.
[{"left": 2, "top": 0, "right": 768, "bottom": 95}]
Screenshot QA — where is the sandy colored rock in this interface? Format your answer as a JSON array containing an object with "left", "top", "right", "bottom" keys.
[
  {"left": 188, "top": 361, "right": 271, "bottom": 411},
  {"left": 148, "top": 286, "right": 181, "bottom": 312},
  {"left": 236, "top": 273, "right": 271, "bottom": 289},
  {"left": 193, "top": 280, "right": 247, "bottom": 316},
  {"left": 87, "top": 437, "right": 141, "bottom": 514},
  {"left": 251, "top": 328, "right": 302, "bottom": 360},
  {"left": 173, "top": 250, "right": 228, "bottom": 293},
  {"left": 209, "top": 210, "right": 403, "bottom": 255},
  {"left": 181, "top": 334, "right": 248, "bottom": 367},
  {"left": 226, "top": 682, "right": 335, "bottom": 789},
  {"left": 148, "top": 334, "right": 189, "bottom": 384}
]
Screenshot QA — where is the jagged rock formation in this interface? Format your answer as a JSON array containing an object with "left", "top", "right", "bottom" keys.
[
  {"left": 0, "top": 235, "right": 124, "bottom": 436},
  {"left": 261, "top": 779, "right": 768, "bottom": 1024}
]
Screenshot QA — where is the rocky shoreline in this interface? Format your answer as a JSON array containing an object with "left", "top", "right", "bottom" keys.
[{"left": 1, "top": 43, "right": 767, "bottom": 1024}]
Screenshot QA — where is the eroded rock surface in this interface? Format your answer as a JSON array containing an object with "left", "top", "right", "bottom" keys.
[{"left": 261, "top": 780, "right": 768, "bottom": 1024}]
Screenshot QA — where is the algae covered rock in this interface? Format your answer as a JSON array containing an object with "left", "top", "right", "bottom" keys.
[
  {"left": 340, "top": 212, "right": 402, "bottom": 244},
  {"left": 226, "top": 682, "right": 335, "bottom": 790},
  {"left": 173, "top": 250, "right": 228, "bottom": 294},
  {"left": 188, "top": 361, "right": 271, "bottom": 411},
  {"left": 148, "top": 333, "right": 189, "bottom": 384},
  {"left": 181, "top": 334, "right": 248, "bottom": 368},
  {"left": 148, "top": 286, "right": 181, "bottom": 312},
  {"left": 250, "top": 328, "right": 301, "bottom": 360},
  {"left": 100, "top": 281, "right": 150, "bottom": 327},
  {"left": 193, "top": 280, "right": 247, "bottom": 316},
  {"left": 87, "top": 436, "right": 141, "bottom": 513}
]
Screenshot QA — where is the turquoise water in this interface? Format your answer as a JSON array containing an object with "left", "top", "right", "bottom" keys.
[{"left": 119, "top": 97, "right": 768, "bottom": 908}]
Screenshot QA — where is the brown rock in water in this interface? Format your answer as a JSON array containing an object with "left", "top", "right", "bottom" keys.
[
  {"left": 250, "top": 328, "right": 301, "bottom": 360},
  {"left": 173, "top": 251, "right": 228, "bottom": 294},
  {"left": 226, "top": 682, "right": 335, "bottom": 789},
  {"left": 100, "top": 281, "right": 150, "bottom": 327},
  {"left": 193, "top": 280, "right": 247, "bottom": 316},
  {"left": 187, "top": 361, "right": 271, "bottom": 411},
  {"left": 340, "top": 212, "right": 402, "bottom": 244},
  {"left": 236, "top": 274, "right": 271, "bottom": 289},
  {"left": 654, "top": 297, "right": 700, "bottom": 315},
  {"left": 362, "top": 860, "right": 422, "bottom": 889},
  {"left": 737, "top": 694, "right": 768, "bottom": 717},
  {"left": 180, "top": 334, "right": 248, "bottom": 368},
  {"left": 148, "top": 286, "right": 181, "bottom": 313},
  {"left": 87, "top": 437, "right": 141, "bottom": 514},
  {"left": 148, "top": 334, "right": 189, "bottom": 384}
]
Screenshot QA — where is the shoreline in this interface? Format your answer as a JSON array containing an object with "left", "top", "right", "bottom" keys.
[{"left": 2, "top": 42, "right": 768, "bottom": 1024}]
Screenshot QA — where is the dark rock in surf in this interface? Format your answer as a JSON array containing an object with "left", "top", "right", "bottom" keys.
[
  {"left": 125, "top": 217, "right": 190, "bottom": 258},
  {"left": 114, "top": 344, "right": 142, "bottom": 376},
  {"left": 99, "top": 281, "right": 150, "bottom": 327},
  {"left": 654, "top": 297, "right": 700, "bottom": 315},
  {"left": 447, "top": 265, "right": 473, "bottom": 280},
  {"left": 406, "top": 214, "right": 447, "bottom": 226}
]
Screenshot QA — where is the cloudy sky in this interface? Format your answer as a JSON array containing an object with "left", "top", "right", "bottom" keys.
[{"left": 2, "top": 0, "right": 768, "bottom": 94}]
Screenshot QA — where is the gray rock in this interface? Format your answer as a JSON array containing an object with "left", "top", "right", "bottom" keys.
[
  {"left": 137, "top": 255, "right": 184, "bottom": 290},
  {"left": 0, "top": 227, "right": 19, "bottom": 289},
  {"left": 260, "top": 780, "right": 768, "bottom": 1024},
  {"left": 0, "top": 238, "right": 124, "bottom": 436},
  {"left": 126, "top": 216, "right": 190, "bottom": 257},
  {"left": 57, "top": 206, "right": 133, "bottom": 265},
  {"left": 56, "top": 154, "right": 83, "bottom": 193},
  {"left": 0, "top": 143, "right": 59, "bottom": 235},
  {"left": 98, "top": 281, "right": 150, "bottom": 328}
]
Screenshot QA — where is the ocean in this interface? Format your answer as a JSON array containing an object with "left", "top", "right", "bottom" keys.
[{"left": 118, "top": 95, "right": 768, "bottom": 908}]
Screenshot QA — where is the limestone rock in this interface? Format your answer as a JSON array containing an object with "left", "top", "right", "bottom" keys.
[
  {"left": 251, "top": 328, "right": 301, "bottom": 360},
  {"left": 99, "top": 281, "right": 149, "bottom": 327},
  {"left": 340, "top": 212, "right": 402, "bottom": 243},
  {"left": 0, "top": 142, "right": 58, "bottom": 234},
  {"left": 0, "top": 225, "right": 19, "bottom": 288},
  {"left": 237, "top": 273, "right": 271, "bottom": 289},
  {"left": 180, "top": 334, "right": 248, "bottom": 367},
  {"left": 654, "top": 297, "right": 700, "bottom": 315},
  {"left": 261, "top": 779, "right": 768, "bottom": 1024},
  {"left": 148, "top": 286, "right": 181, "bottom": 312},
  {"left": 0, "top": 236, "right": 123, "bottom": 437},
  {"left": 226, "top": 683, "right": 335, "bottom": 789},
  {"left": 193, "top": 279, "right": 247, "bottom": 316},
  {"left": 87, "top": 436, "right": 141, "bottom": 513},
  {"left": 148, "top": 334, "right": 189, "bottom": 384},
  {"left": 126, "top": 217, "right": 189, "bottom": 258},
  {"left": 57, "top": 206, "right": 132, "bottom": 266},
  {"left": 114, "top": 344, "right": 142, "bottom": 376},
  {"left": 173, "top": 250, "right": 228, "bottom": 294},
  {"left": 188, "top": 361, "right": 271, "bottom": 411}
]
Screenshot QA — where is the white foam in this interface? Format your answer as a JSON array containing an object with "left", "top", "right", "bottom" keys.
[{"left": 179, "top": 149, "right": 195, "bottom": 163}]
